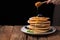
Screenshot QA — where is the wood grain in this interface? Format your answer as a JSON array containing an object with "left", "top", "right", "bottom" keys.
[
  {"left": 0, "top": 26, "right": 60, "bottom": 40},
  {"left": 48, "top": 26, "right": 60, "bottom": 40},
  {"left": 0, "top": 26, "right": 13, "bottom": 40},
  {"left": 19, "top": 26, "right": 27, "bottom": 40},
  {"left": 10, "top": 26, "right": 27, "bottom": 40},
  {"left": 10, "top": 26, "right": 21, "bottom": 40},
  {"left": 27, "top": 35, "right": 37, "bottom": 40},
  {"left": 38, "top": 36, "right": 47, "bottom": 40}
]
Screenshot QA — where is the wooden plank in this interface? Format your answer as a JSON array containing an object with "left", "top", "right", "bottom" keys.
[
  {"left": 3, "top": 26, "right": 13, "bottom": 34},
  {"left": 10, "top": 26, "right": 20, "bottom": 40},
  {"left": 27, "top": 35, "right": 34, "bottom": 40},
  {"left": 27, "top": 35, "right": 38, "bottom": 40},
  {"left": 27, "top": 35, "right": 47, "bottom": 40},
  {"left": 33, "top": 36, "right": 38, "bottom": 40},
  {"left": 48, "top": 26, "right": 60, "bottom": 40},
  {"left": 19, "top": 33, "right": 27, "bottom": 40},
  {"left": 0, "top": 26, "right": 13, "bottom": 40},
  {"left": 19, "top": 26, "right": 27, "bottom": 40},
  {"left": 38, "top": 36, "right": 47, "bottom": 40},
  {"left": 10, "top": 26, "right": 27, "bottom": 40}
]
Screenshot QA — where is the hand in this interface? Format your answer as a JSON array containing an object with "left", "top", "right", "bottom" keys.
[
  {"left": 51, "top": 0, "right": 60, "bottom": 5},
  {"left": 46, "top": 0, "right": 51, "bottom": 4},
  {"left": 46, "top": 0, "right": 59, "bottom": 5}
]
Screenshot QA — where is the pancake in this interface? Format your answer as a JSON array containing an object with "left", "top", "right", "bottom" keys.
[
  {"left": 33, "top": 29, "right": 49, "bottom": 34},
  {"left": 28, "top": 20, "right": 50, "bottom": 24},
  {"left": 27, "top": 25, "right": 50, "bottom": 30},
  {"left": 29, "top": 16, "right": 49, "bottom": 21},
  {"left": 30, "top": 23, "right": 50, "bottom": 27},
  {"left": 27, "top": 16, "right": 51, "bottom": 33}
]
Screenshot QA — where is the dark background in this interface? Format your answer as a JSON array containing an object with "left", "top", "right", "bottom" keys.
[{"left": 0, "top": 0, "right": 55, "bottom": 25}]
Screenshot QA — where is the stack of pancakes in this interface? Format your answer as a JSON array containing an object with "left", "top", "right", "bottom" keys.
[{"left": 27, "top": 16, "right": 51, "bottom": 34}]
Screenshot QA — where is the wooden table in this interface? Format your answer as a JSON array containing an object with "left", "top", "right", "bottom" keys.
[{"left": 0, "top": 25, "right": 60, "bottom": 40}]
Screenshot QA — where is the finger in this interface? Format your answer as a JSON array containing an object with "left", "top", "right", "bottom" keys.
[{"left": 46, "top": 0, "right": 51, "bottom": 4}]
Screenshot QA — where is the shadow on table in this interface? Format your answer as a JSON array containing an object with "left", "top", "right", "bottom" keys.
[{"left": 47, "top": 30, "right": 60, "bottom": 37}]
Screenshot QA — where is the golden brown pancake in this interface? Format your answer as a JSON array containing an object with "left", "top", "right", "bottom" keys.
[
  {"left": 33, "top": 29, "right": 49, "bottom": 34},
  {"left": 29, "top": 16, "right": 49, "bottom": 21},
  {"left": 27, "top": 16, "right": 51, "bottom": 33},
  {"left": 29, "top": 22, "right": 50, "bottom": 25},
  {"left": 27, "top": 25, "right": 50, "bottom": 30}
]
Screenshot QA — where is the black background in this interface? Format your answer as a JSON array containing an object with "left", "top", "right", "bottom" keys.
[{"left": 0, "top": 0, "right": 55, "bottom": 25}]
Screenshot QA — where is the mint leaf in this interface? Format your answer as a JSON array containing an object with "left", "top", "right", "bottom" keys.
[{"left": 27, "top": 30, "right": 33, "bottom": 33}]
